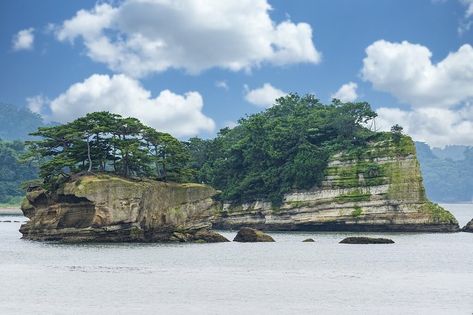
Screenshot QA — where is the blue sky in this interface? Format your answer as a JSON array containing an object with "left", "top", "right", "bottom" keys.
[{"left": 1, "top": 0, "right": 472, "bottom": 147}]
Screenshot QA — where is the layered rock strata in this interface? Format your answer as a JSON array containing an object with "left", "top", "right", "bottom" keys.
[
  {"left": 20, "top": 174, "right": 228, "bottom": 242},
  {"left": 214, "top": 138, "right": 459, "bottom": 232}
]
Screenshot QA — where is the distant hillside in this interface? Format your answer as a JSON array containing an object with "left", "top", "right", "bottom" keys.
[
  {"left": 0, "top": 103, "right": 45, "bottom": 141},
  {"left": 416, "top": 142, "right": 473, "bottom": 203}
]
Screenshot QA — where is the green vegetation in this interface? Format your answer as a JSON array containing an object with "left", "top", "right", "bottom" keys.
[
  {"left": 187, "top": 94, "right": 380, "bottom": 205},
  {"left": 0, "top": 140, "right": 38, "bottom": 205},
  {"left": 24, "top": 112, "right": 193, "bottom": 189},
  {"left": 421, "top": 201, "right": 457, "bottom": 224},
  {"left": 351, "top": 206, "right": 363, "bottom": 218}
]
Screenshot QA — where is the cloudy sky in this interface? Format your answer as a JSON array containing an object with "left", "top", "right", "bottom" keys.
[{"left": 1, "top": 0, "right": 473, "bottom": 147}]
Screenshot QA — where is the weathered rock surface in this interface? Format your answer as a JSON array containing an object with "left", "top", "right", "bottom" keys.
[
  {"left": 214, "top": 138, "right": 459, "bottom": 232},
  {"left": 233, "top": 227, "right": 275, "bottom": 242},
  {"left": 302, "top": 238, "right": 315, "bottom": 242},
  {"left": 340, "top": 236, "right": 394, "bottom": 244},
  {"left": 462, "top": 219, "right": 473, "bottom": 233},
  {"left": 20, "top": 174, "right": 228, "bottom": 243}
]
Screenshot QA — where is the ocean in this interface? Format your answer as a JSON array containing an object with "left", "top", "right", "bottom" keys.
[{"left": 0, "top": 204, "right": 472, "bottom": 314}]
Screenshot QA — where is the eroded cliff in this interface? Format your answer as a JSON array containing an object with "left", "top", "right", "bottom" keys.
[
  {"left": 214, "top": 137, "right": 459, "bottom": 232},
  {"left": 20, "top": 174, "right": 227, "bottom": 242}
]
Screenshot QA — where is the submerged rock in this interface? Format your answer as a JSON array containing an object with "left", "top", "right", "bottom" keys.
[
  {"left": 214, "top": 138, "right": 460, "bottom": 233},
  {"left": 233, "top": 227, "right": 275, "bottom": 242},
  {"left": 462, "top": 219, "right": 473, "bottom": 233},
  {"left": 339, "top": 237, "right": 394, "bottom": 244},
  {"left": 302, "top": 238, "right": 315, "bottom": 242},
  {"left": 19, "top": 174, "right": 227, "bottom": 243}
]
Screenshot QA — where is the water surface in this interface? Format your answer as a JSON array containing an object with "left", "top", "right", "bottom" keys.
[{"left": 0, "top": 204, "right": 472, "bottom": 314}]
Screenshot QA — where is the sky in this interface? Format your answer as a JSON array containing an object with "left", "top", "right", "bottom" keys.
[{"left": 1, "top": 0, "right": 473, "bottom": 147}]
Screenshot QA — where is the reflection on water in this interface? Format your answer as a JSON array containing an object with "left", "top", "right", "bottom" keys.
[{"left": 0, "top": 205, "right": 472, "bottom": 314}]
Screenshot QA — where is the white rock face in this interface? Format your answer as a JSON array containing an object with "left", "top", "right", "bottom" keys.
[{"left": 215, "top": 139, "right": 459, "bottom": 232}]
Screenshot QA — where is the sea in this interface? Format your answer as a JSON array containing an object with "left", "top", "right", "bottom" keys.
[{"left": 0, "top": 204, "right": 472, "bottom": 315}]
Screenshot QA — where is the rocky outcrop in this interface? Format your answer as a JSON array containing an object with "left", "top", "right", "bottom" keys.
[
  {"left": 214, "top": 137, "right": 459, "bottom": 232},
  {"left": 20, "top": 174, "right": 228, "bottom": 243},
  {"left": 233, "top": 227, "right": 275, "bottom": 242},
  {"left": 302, "top": 238, "right": 315, "bottom": 242},
  {"left": 339, "top": 237, "right": 394, "bottom": 244},
  {"left": 462, "top": 219, "right": 473, "bottom": 232}
]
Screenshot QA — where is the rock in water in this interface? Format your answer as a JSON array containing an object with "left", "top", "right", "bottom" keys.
[
  {"left": 339, "top": 237, "right": 394, "bottom": 244},
  {"left": 233, "top": 227, "right": 275, "bottom": 242},
  {"left": 302, "top": 238, "right": 315, "bottom": 242},
  {"left": 462, "top": 219, "right": 473, "bottom": 233},
  {"left": 19, "top": 174, "right": 228, "bottom": 243}
]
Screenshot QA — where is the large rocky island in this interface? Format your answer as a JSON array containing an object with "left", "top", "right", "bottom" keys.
[
  {"left": 20, "top": 175, "right": 228, "bottom": 242},
  {"left": 213, "top": 137, "right": 459, "bottom": 232},
  {"left": 18, "top": 98, "right": 461, "bottom": 242}
]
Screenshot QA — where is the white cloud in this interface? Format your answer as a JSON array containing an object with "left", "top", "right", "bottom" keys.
[
  {"left": 461, "top": 0, "right": 473, "bottom": 18},
  {"left": 362, "top": 40, "right": 473, "bottom": 147},
  {"left": 12, "top": 28, "right": 34, "bottom": 51},
  {"left": 331, "top": 82, "right": 358, "bottom": 102},
  {"left": 376, "top": 106, "right": 473, "bottom": 147},
  {"left": 215, "top": 80, "right": 229, "bottom": 91},
  {"left": 26, "top": 95, "right": 48, "bottom": 114},
  {"left": 29, "top": 74, "right": 215, "bottom": 137},
  {"left": 362, "top": 40, "right": 473, "bottom": 108},
  {"left": 459, "top": 0, "right": 473, "bottom": 34},
  {"left": 244, "top": 83, "right": 287, "bottom": 108},
  {"left": 54, "top": 0, "right": 321, "bottom": 77}
]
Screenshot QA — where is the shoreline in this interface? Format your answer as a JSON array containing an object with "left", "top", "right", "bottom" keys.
[{"left": 0, "top": 207, "right": 22, "bottom": 215}]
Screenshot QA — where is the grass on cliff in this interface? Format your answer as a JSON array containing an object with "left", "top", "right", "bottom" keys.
[{"left": 421, "top": 202, "right": 458, "bottom": 224}]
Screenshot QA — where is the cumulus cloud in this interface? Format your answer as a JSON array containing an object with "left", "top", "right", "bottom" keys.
[
  {"left": 376, "top": 105, "right": 473, "bottom": 147},
  {"left": 362, "top": 40, "right": 473, "bottom": 108},
  {"left": 28, "top": 74, "right": 215, "bottom": 137},
  {"left": 244, "top": 83, "right": 287, "bottom": 108},
  {"left": 12, "top": 28, "right": 34, "bottom": 51},
  {"left": 361, "top": 40, "right": 473, "bottom": 146},
  {"left": 54, "top": 0, "right": 321, "bottom": 77},
  {"left": 331, "top": 82, "right": 358, "bottom": 102}
]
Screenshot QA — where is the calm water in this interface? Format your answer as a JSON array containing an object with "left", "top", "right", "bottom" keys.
[{"left": 0, "top": 204, "right": 472, "bottom": 314}]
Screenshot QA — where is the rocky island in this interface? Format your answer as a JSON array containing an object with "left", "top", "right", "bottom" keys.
[
  {"left": 18, "top": 96, "right": 460, "bottom": 242},
  {"left": 20, "top": 174, "right": 228, "bottom": 242},
  {"left": 213, "top": 137, "right": 459, "bottom": 232}
]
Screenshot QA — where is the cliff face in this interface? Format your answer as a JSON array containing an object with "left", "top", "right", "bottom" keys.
[
  {"left": 214, "top": 137, "right": 459, "bottom": 232},
  {"left": 20, "top": 175, "right": 227, "bottom": 242}
]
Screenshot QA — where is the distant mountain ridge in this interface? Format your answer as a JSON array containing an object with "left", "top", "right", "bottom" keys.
[
  {"left": 0, "top": 103, "right": 46, "bottom": 141},
  {"left": 415, "top": 142, "right": 473, "bottom": 203}
]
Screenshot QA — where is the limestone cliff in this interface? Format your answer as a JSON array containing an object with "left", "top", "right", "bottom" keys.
[
  {"left": 214, "top": 137, "right": 459, "bottom": 232},
  {"left": 20, "top": 174, "right": 227, "bottom": 242}
]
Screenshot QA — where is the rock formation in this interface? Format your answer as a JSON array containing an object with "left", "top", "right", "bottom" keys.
[
  {"left": 214, "top": 137, "right": 459, "bottom": 232},
  {"left": 302, "top": 238, "right": 315, "bottom": 242},
  {"left": 20, "top": 174, "right": 228, "bottom": 242},
  {"left": 233, "top": 227, "right": 275, "bottom": 242},
  {"left": 462, "top": 219, "right": 473, "bottom": 232},
  {"left": 339, "top": 237, "right": 394, "bottom": 244}
]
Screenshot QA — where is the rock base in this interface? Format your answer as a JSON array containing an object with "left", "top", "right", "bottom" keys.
[{"left": 339, "top": 236, "right": 394, "bottom": 244}]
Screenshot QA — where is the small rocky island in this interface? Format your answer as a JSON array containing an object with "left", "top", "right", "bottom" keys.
[{"left": 20, "top": 174, "right": 228, "bottom": 242}]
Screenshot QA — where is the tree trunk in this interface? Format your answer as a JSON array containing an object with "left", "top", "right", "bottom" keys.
[{"left": 87, "top": 135, "right": 92, "bottom": 172}]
